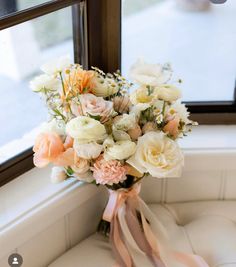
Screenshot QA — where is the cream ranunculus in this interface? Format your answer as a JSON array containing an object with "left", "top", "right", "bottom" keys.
[
  {"left": 129, "top": 59, "right": 172, "bottom": 87},
  {"left": 91, "top": 75, "right": 118, "bottom": 97},
  {"left": 104, "top": 138, "right": 136, "bottom": 161},
  {"left": 41, "top": 55, "right": 71, "bottom": 75},
  {"left": 156, "top": 85, "right": 181, "bottom": 102},
  {"left": 113, "top": 114, "right": 136, "bottom": 131},
  {"left": 41, "top": 119, "right": 65, "bottom": 136},
  {"left": 130, "top": 86, "right": 157, "bottom": 105},
  {"left": 66, "top": 116, "right": 106, "bottom": 142},
  {"left": 73, "top": 139, "right": 103, "bottom": 159},
  {"left": 127, "top": 131, "right": 184, "bottom": 178},
  {"left": 30, "top": 74, "right": 61, "bottom": 92}
]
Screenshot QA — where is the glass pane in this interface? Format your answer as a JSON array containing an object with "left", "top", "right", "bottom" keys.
[
  {"left": 122, "top": 0, "right": 236, "bottom": 102},
  {"left": 0, "top": 6, "right": 74, "bottom": 164},
  {"left": 0, "top": 0, "right": 52, "bottom": 17}
]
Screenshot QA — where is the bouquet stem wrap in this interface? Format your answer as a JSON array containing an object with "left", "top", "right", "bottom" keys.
[{"left": 103, "top": 183, "right": 209, "bottom": 267}]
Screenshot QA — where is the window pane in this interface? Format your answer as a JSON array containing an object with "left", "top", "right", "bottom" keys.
[
  {"left": 0, "top": 6, "right": 74, "bottom": 164},
  {"left": 0, "top": 0, "right": 52, "bottom": 17},
  {"left": 122, "top": 0, "right": 236, "bottom": 102}
]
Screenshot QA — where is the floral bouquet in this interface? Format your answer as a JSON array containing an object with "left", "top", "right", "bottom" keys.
[{"left": 30, "top": 56, "right": 208, "bottom": 267}]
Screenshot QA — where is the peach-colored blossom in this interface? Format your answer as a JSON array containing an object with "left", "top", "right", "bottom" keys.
[
  {"left": 64, "top": 68, "right": 95, "bottom": 96},
  {"left": 91, "top": 155, "right": 127, "bottom": 185},
  {"left": 79, "top": 93, "right": 113, "bottom": 122},
  {"left": 163, "top": 116, "right": 180, "bottom": 138},
  {"left": 113, "top": 96, "right": 131, "bottom": 114},
  {"left": 72, "top": 156, "right": 90, "bottom": 174},
  {"left": 64, "top": 135, "right": 74, "bottom": 150},
  {"left": 33, "top": 132, "right": 64, "bottom": 168},
  {"left": 142, "top": 122, "right": 157, "bottom": 134},
  {"left": 54, "top": 148, "right": 75, "bottom": 167},
  {"left": 127, "top": 124, "right": 142, "bottom": 141}
]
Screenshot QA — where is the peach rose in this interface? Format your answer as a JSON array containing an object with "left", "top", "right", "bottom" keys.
[
  {"left": 64, "top": 135, "right": 74, "bottom": 150},
  {"left": 113, "top": 96, "right": 131, "bottom": 114},
  {"left": 163, "top": 116, "right": 180, "bottom": 138},
  {"left": 91, "top": 155, "right": 127, "bottom": 185},
  {"left": 33, "top": 132, "right": 64, "bottom": 168},
  {"left": 79, "top": 94, "right": 113, "bottom": 123},
  {"left": 54, "top": 148, "right": 75, "bottom": 166}
]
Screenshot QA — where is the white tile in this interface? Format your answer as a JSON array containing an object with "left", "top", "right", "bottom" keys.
[
  {"left": 140, "top": 175, "right": 163, "bottom": 203},
  {"left": 69, "top": 191, "right": 108, "bottom": 247},
  {"left": 225, "top": 171, "right": 236, "bottom": 200},
  {"left": 18, "top": 219, "right": 66, "bottom": 267},
  {"left": 166, "top": 170, "right": 222, "bottom": 203}
]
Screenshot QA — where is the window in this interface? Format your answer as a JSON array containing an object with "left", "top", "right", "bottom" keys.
[
  {"left": 0, "top": 0, "right": 84, "bottom": 186},
  {"left": 121, "top": 0, "right": 236, "bottom": 122},
  {"left": 1, "top": 0, "right": 235, "bottom": 186}
]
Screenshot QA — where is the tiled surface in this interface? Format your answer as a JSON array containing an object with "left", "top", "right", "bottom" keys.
[
  {"left": 166, "top": 170, "right": 222, "bottom": 203},
  {"left": 18, "top": 219, "right": 66, "bottom": 267},
  {"left": 224, "top": 170, "right": 236, "bottom": 200},
  {"left": 68, "top": 194, "right": 107, "bottom": 248}
]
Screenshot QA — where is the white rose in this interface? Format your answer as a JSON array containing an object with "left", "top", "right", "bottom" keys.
[
  {"left": 129, "top": 59, "right": 172, "bottom": 86},
  {"left": 113, "top": 114, "right": 136, "bottom": 131},
  {"left": 73, "top": 140, "right": 103, "bottom": 159},
  {"left": 91, "top": 76, "right": 118, "bottom": 97},
  {"left": 41, "top": 55, "right": 71, "bottom": 75},
  {"left": 104, "top": 139, "right": 136, "bottom": 160},
  {"left": 41, "top": 119, "right": 65, "bottom": 136},
  {"left": 66, "top": 116, "right": 107, "bottom": 142},
  {"left": 127, "top": 131, "right": 184, "bottom": 178},
  {"left": 51, "top": 167, "right": 67, "bottom": 183},
  {"left": 156, "top": 85, "right": 181, "bottom": 102},
  {"left": 30, "top": 74, "right": 61, "bottom": 92}
]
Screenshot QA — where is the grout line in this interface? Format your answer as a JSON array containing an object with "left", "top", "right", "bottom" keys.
[
  {"left": 219, "top": 170, "right": 227, "bottom": 200},
  {"left": 64, "top": 215, "right": 71, "bottom": 251}
]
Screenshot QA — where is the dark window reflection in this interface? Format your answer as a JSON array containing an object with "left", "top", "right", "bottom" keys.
[{"left": 0, "top": 0, "right": 18, "bottom": 16}]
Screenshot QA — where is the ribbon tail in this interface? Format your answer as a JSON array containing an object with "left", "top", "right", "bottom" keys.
[
  {"left": 111, "top": 211, "right": 133, "bottom": 267},
  {"left": 174, "top": 252, "right": 210, "bottom": 267}
]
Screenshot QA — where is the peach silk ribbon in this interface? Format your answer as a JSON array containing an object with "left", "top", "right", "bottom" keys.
[{"left": 103, "top": 184, "right": 210, "bottom": 267}]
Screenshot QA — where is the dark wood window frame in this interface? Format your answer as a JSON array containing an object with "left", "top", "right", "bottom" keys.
[{"left": 0, "top": 0, "right": 235, "bottom": 187}]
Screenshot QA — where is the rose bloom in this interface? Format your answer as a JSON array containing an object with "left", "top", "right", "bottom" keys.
[
  {"left": 66, "top": 116, "right": 107, "bottom": 142},
  {"left": 72, "top": 156, "right": 90, "bottom": 174},
  {"left": 156, "top": 85, "right": 181, "bottom": 102},
  {"left": 127, "top": 124, "right": 142, "bottom": 141},
  {"left": 91, "top": 155, "right": 127, "bottom": 185},
  {"left": 127, "top": 131, "right": 184, "bottom": 178},
  {"left": 129, "top": 59, "right": 172, "bottom": 87},
  {"left": 33, "top": 132, "right": 64, "bottom": 168},
  {"left": 79, "top": 94, "right": 114, "bottom": 123},
  {"left": 91, "top": 75, "right": 118, "bottom": 97}
]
